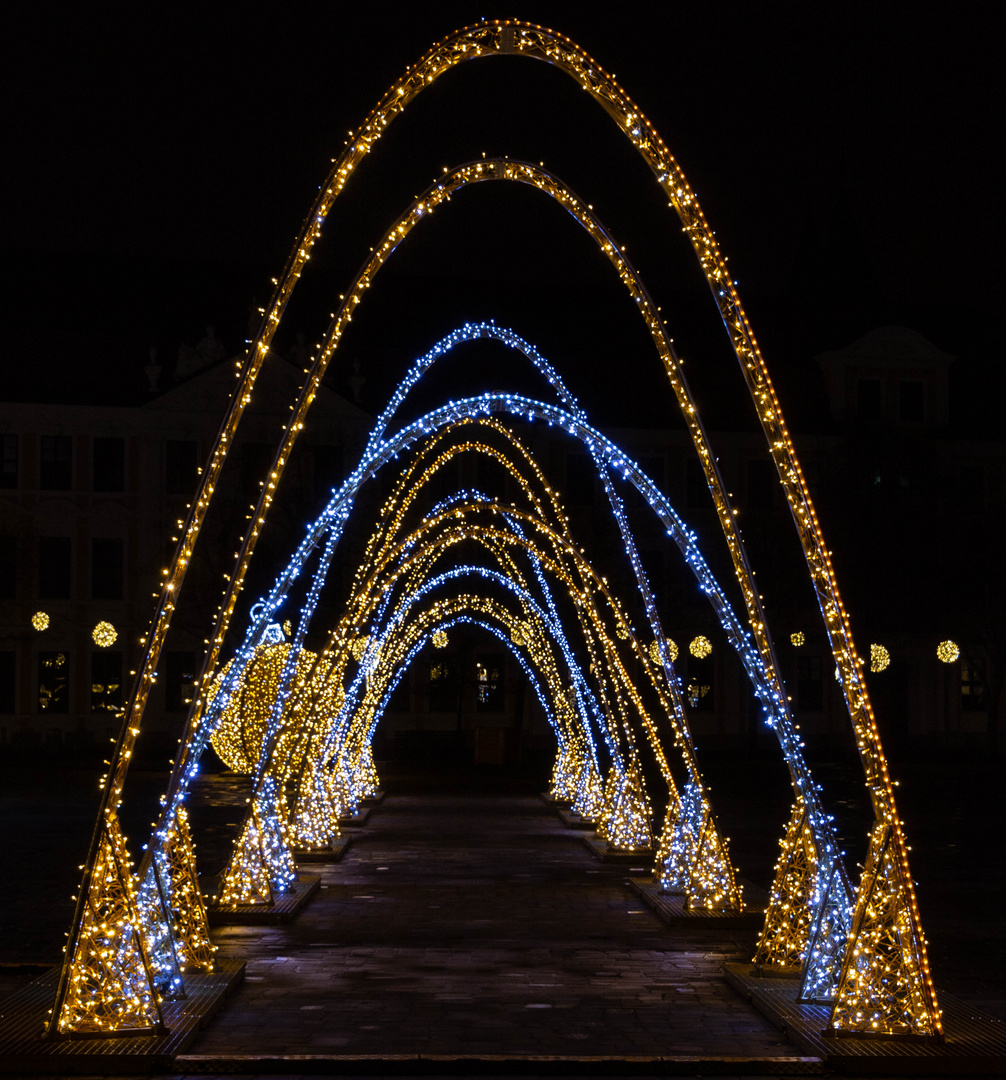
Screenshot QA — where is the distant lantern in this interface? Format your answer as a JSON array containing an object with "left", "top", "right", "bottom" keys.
[
  {"left": 92, "top": 621, "right": 117, "bottom": 647},
  {"left": 31, "top": 611, "right": 50, "bottom": 632},
  {"left": 790, "top": 631, "right": 805, "bottom": 647},
  {"left": 689, "top": 635, "right": 712, "bottom": 659},
  {"left": 937, "top": 640, "right": 960, "bottom": 664},
  {"left": 432, "top": 629, "right": 448, "bottom": 649},
  {"left": 870, "top": 643, "right": 890, "bottom": 673}
]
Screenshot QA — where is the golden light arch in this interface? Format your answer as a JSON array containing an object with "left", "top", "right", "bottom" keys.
[{"left": 55, "top": 21, "right": 939, "bottom": 1042}]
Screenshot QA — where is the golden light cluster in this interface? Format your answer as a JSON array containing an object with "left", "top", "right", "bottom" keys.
[
  {"left": 870, "top": 644, "right": 890, "bottom": 673},
  {"left": 936, "top": 640, "right": 959, "bottom": 664},
  {"left": 689, "top": 635, "right": 712, "bottom": 658},
  {"left": 790, "top": 631, "right": 805, "bottom": 647},
  {"left": 92, "top": 621, "right": 118, "bottom": 647},
  {"left": 432, "top": 629, "right": 448, "bottom": 648},
  {"left": 31, "top": 610, "right": 50, "bottom": 631}
]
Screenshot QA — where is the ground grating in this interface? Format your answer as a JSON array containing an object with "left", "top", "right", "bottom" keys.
[
  {"left": 725, "top": 961, "right": 1006, "bottom": 1075},
  {"left": 208, "top": 873, "right": 320, "bottom": 925},
  {"left": 0, "top": 961, "right": 244, "bottom": 1075},
  {"left": 627, "top": 874, "right": 768, "bottom": 927}
]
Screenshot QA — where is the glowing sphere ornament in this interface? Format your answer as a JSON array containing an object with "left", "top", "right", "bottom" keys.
[
  {"left": 432, "top": 629, "right": 448, "bottom": 649},
  {"left": 690, "top": 635, "right": 713, "bottom": 659},
  {"left": 937, "top": 640, "right": 960, "bottom": 664},
  {"left": 31, "top": 611, "right": 50, "bottom": 631},
  {"left": 350, "top": 635, "right": 370, "bottom": 662},
  {"left": 790, "top": 631, "right": 805, "bottom": 647},
  {"left": 870, "top": 644, "right": 890, "bottom": 673},
  {"left": 92, "top": 621, "right": 118, "bottom": 647}
]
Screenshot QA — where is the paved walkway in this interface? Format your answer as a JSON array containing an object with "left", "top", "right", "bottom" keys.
[{"left": 188, "top": 790, "right": 804, "bottom": 1061}]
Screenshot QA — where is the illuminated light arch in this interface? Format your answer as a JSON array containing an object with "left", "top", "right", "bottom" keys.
[{"left": 56, "top": 22, "right": 937, "bottom": 1040}]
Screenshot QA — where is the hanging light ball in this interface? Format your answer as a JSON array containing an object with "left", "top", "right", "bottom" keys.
[
  {"left": 92, "top": 621, "right": 117, "bottom": 647},
  {"left": 790, "top": 631, "right": 805, "bottom": 647},
  {"left": 937, "top": 640, "right": 960, "bottom": 664},
  {"left": 870, "top": 643, "right": 890, "bottom": 673},
  {"left": 31, "top": 611, "right": 50, "bottom": 631},
  {"left": 350, "top": 635, "right": 370, "bottom": 662},
  {"left": 432, "top": 629, "right": 448, "bottom": 649},
  {"left": 689, "top": 635, "right": 712, "bottom": 659}
]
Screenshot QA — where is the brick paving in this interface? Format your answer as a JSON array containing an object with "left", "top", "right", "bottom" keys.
[{"left": 187, "top": 790, "right": 804, "bottom": 1060}]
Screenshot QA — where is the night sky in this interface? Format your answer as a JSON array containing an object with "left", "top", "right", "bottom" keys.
[{"left": 6, "top": 3, "right": 1000, "bottom": 430}]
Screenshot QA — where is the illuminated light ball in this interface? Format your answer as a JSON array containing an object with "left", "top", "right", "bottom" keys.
[
  {"left": 937, "top": 640, "right": 960, "bottom": 664},
  {"left": 350, "top": 635, "right": 370, "bottom": 662},
  {"left": 208, "top": 642, "right": 333, "bottom": 773},
  {"left": 282, "top": 620, "right": 292, "bottom": 637},
  {"left": 870, "top": 643, "right": 890, "bottom": 673},
  {"left": 31, "top": 611, "right": 50, "bottom": 631},
  {"left": 649, "top": 638, "right": 677, "bottom": 665},
  {"left": 510, "top": 624, "right": 527, "bottom": 646},
  {"left": 92, "top": 621, "right": 117, "bottom": 647},
  {"left": 689, "top": 635, "right": 713, "bottom": 659},
  {"left": 432, "top": 629, "right": 448, "bottom": 649},
  {"left": 616, "top": 624, "right": 629, "bottom": 640},
  {"left": 790, "top": 631, "right": 805, "bottom": 647}
]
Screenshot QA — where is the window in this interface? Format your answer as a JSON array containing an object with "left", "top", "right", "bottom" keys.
[
  {"left": 746, "top": 458, "right": 776, "bottom": 511},
  {"left": 961, "top": 659, "right": 986, "bottom": 712},
  {"left": 1, "top": 435, "right": 16, "bottom": 489},
  {"left": 91, "top": 538, "right": 124, "bottom": 600},
  {"left": 565, "top": 453, "right": 595, "bottom": 506},
  {"left": 38, "top": 536, "right": 71, "bottom": 598},
  {"left": 686, "top": 653, "right": 714, "bottom": 710},
  {"left": 91, "top": 651, "right": 123, "bottom": 713},
  {"left": 165, "top": 651, "right": 197, "bottom": 713},
  {"left": 857, "top": 379, "right": 883, "bottom": 423},
  {"left": 38, "top": 651, "right": 69, "bottom": 712},
  {"left": 0, "top": 535, "right": 16, "bottom": 598},
  {"left": 165, "top": 440, "right": 198, "bottom": 495},
  {"left": 476, "top": 654, "right": 504, "bottom": 712},
  {"left": 429, "top": 658, "right": 456, "bottom": 712},
  {"left": 0, "top": 651, "right": 14, "bottom": 712},
  {"left": 898, "top": 380, "right": 925, "bottom": 424},
  {"left": 40, "top": 435, "right": 73, "bottom": 490},
  {"left": 685, "top": 457, "right": 707, "bottom": 509},
  {"left": 796, "top": 655, "right": 824, "bottom": 712},
  {"left": 92, "top": 437, "right": 125, "bottom": 491}
]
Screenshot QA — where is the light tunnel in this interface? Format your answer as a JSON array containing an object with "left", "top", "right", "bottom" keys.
[{"left": 52, "top": 21, "right": 938, "bottom": 1043}]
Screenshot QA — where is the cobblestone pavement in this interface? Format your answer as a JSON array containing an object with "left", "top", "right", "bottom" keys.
[{"left": 188, "top": 791, "right": 802, "bottom": 1060}]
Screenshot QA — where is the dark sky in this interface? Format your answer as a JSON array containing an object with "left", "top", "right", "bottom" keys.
[{"left": 5, "top": 2, "right": 1001, "bottom": 428}]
